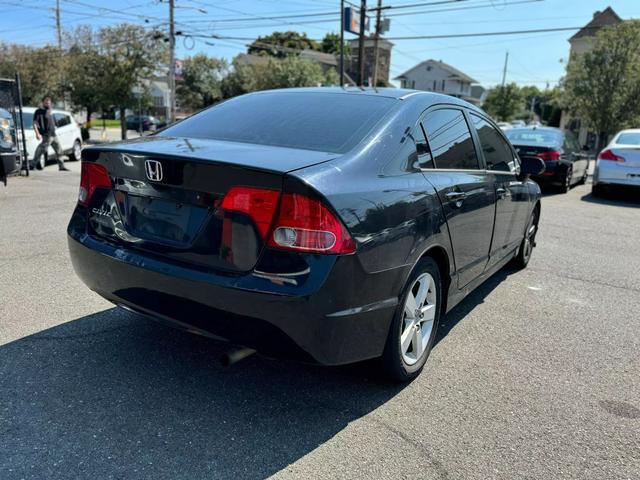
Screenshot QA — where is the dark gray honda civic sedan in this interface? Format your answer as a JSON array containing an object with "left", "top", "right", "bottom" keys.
[{"left": 68, "top": 88, "right": 544, "bottom": 381}]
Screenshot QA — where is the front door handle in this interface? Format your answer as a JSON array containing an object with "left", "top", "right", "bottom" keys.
[
  {"left": 496, "top": 187, "right": 511, "bottom": 200},
  {"left": 445, "top": 190, "right": 467, "bottom": 207}
]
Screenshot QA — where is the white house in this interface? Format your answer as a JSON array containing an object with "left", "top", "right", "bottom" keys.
[{"left": 394, "top": 59, "right": 483, "bottom": 105}]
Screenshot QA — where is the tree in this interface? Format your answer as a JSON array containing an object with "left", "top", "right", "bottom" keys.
[
  {"left": 482, "top": 83, "right": 525, "bottom": 121},
  {"left": 97, "top": 24, "right": 167, "bottom": 139},
  {"left": 564, "top": 20, "right": 640, "bottom": 149},
  {"left": 247, "top": 31, "right": 319, "bottom": 58},
  {"left": 0, "top": 43, "right": 66, "bottom": 106},
  {"left": 221, "top": 55, "right": 338, "bottom": 99},
  {"left": 177, "top": 55, "right": 228, "bottom": 112}
]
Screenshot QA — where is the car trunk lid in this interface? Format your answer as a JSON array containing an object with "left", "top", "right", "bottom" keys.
[{"left": 83, "top": 136, "right": 338, "bottom": 273}]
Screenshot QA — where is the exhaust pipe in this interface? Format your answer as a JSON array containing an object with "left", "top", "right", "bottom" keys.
[{"left": 220, "top": 347, "right": 256, "bottom": 367}]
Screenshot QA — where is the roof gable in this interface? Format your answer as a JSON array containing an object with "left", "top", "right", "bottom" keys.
[
  {"left": 570, "top": 6, "right": 622, "bottom": 41},
  {"left": 395, "top": 59, "right": 478, "bottom": 84}
]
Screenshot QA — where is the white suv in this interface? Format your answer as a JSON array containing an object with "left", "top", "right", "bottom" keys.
[{"left": 21, "top": 107, "right": 83, "bottom": 169}]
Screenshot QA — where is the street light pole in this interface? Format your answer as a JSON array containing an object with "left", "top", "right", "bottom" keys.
[
  {"left": 168, "top": 0, "right": 176, "bottom": 124},
  {"left": 357, "top": 0, "right": 366, "bottom": 86},
  {"left": 372, "top": 0, "right": 382, "bottom": 87},
  {"left": 339, "top": 0, "right": 344, "bottom": 86}
]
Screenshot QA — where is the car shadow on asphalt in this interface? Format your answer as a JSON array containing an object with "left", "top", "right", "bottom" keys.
[
  {"left": 0, "top": 266, "right": 513, "bottom": 479},
  {"left": 0, "top": 307, "right": 405, "bottom": 479},
  {"left": 580, "top": 191, "right": 640, "bottom": 208},
  {"left": 435, "top": 267, "right": 512, "bottom": 346}
]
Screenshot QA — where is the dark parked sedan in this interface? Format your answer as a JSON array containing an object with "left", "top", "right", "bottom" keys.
[
  {"left": 0, "top": 107, "right": 19, "bottom": 185},
  {"left": 505, "top": 127, "right": 590, "bottom": 193},
  {"left": 125, "top": 115, "right": 164, "bottom": 132},
  {"left": 68, "top": 88, "right": 544, "bottom": 381}
]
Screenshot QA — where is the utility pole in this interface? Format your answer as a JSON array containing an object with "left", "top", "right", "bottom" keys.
[
  {"left": 500, "top": 51, "right": 509, "bottom": 121},
  {"left": 357, "top": 0, "right": 367, "bottom": 86},
  {"left": 500, "top": 51, "right": 509, "bottom": 88},
  {"left": 55, "top": 0, "right": 62, "bottom": 49},
  {"left": 339, "top": 0, "right": 344, "bottom": 86},
  {"left": 372, "top": 0, "right": 382, "bottom": 87},
  {"left": 168, "top": 0, "right": 176, "bottom": 123}
]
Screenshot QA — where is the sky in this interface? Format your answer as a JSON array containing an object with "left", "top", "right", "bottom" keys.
[{"left": 1, "top": 0, "right": 638, "bottom": 88}]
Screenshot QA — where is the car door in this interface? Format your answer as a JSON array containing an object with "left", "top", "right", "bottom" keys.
[
  {"left": 419, "top": 106, "right": 496, "bottom": 288},
  {"left": 53, "top": 113, "right": 73, "bottom": 151},
  {"left": 469, "top": 113, "right": 529, "bottom": 269}
]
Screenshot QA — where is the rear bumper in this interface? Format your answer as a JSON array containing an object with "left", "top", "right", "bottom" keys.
[
  {"left": 68, "top": 212, "right": 404, "bottom": 365},
  {"left": 0, "top": 151, "right": 18, "bottom": 177},
  {"left": 594, "top": 161, "right": 640, "bottom": 188}
]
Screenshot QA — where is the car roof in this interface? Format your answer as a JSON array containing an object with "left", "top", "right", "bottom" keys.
[
  {"left": 507, "top": 126, "right": 562, "bottom": 133},
  {"left": 615, "top": 128, "right": 640, "bottom": 135},
  {"left": 21, "top": 106, "right": 73, "bottom": 116},
  {"left": 246, "top": 87, "right": 483, "bottom": 112}
]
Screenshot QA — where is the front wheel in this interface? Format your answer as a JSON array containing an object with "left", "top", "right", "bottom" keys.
[{"left": 382, "top": 257, "right": 442, "bottom": 382}]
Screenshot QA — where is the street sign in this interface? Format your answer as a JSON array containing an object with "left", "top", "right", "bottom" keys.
[{"left": 344, "top": 7, "right": 369, "bottom": 35}]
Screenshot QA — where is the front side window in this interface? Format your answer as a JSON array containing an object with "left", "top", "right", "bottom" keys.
[
  {"left": 422, "top": 108, "right": 479, "bottom": 170},
  {"left": 54, "top": 114, "right": 71, "bottom": 127},
  {"left": 470, "top": 113, "right": 518, "bottom": 173}
]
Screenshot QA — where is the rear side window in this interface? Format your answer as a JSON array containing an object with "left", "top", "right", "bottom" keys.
[
  {"left": 159, "top": 92, "right": 396, "bottom": 153},
  {"left": 54, "top": 113, "right": 71, "bottom": 127},
  {"left": 422, "top": 108, "right": 479, "bottom": 170},
  {"left": 470, "top": 114, "right": 517, "bottom": 173}
]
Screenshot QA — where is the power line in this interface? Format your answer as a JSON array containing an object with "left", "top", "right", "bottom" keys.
[{"left": 383, "top": 25, "right": 600, "bottom": 40}]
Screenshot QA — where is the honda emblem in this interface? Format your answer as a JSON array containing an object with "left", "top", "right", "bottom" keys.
[{"left": 145, "top": 159, "right": 163, "bottom": 182}]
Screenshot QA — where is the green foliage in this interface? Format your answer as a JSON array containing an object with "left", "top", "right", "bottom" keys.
[
  {"left": 221, "top": 56, "right": 338, "bottom": 99},
  {"left": 563, "top": 20, "right": 640, "bottom": 141},
  {"left": 248, "top": 31, "right": 319, "bottom": 58},
  {"left": 0, "top": 44, "right": 66, "bottom": 106},
  {"left": 483, "top": 83, "right": 525, "bottom": 121},
  {"left": 177, "top": 54, "right": 228, "bottom": 111}
]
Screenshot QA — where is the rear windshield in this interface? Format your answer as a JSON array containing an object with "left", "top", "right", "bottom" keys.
[
  {"left": 616, "top": 132, "right": 640, "bottom": 146},
  {"left": 505, "top": 129, "right": 562, "bottom": 145},
  {"left": 159, "top": 92, "right": 396, "bottom": 153}
]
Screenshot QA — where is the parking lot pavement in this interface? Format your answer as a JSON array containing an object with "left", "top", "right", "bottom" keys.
[{"left": 1, "top": 168, "right": 638, "bottom": 480}]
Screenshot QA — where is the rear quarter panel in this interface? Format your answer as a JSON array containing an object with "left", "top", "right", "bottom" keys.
[{"left": 291, "top": 100, "right": 455, "bottom": 293}]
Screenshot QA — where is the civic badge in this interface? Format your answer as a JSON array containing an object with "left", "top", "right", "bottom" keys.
[{"left": 145, "top": 159, "right": 163, "bottom": 182}]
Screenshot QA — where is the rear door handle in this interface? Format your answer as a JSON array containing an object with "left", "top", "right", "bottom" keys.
[
  {"left": 496, "top": 187, "right": 511, "bottom": 199},
  {"left": 445, "top": 191, "right": 467, "bottom": 206}
]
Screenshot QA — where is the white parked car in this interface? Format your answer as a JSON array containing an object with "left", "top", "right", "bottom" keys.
[
  {"left": 20, "top": 107, "right": 83, "bottom": 169},
  {"left": 592, "top": 128, "right": 640, "bottom": 196}
]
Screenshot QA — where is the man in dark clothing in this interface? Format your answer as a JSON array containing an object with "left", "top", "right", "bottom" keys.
[{"left": 32, "top": 96, "right": 69, "bottom": 171}]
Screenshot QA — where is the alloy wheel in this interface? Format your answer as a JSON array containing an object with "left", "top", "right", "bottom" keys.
[
  {"left": 73, "top": 141, "right": 82, "bottom": 161},
  {"left": 400, "top": 272, "right": 437, "bottom": 366}
]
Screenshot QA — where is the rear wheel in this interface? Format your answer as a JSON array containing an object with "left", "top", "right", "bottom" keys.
[
  {"left": 70, "top": 140, "right": 82, "bottom": 161},
  {"left": 512, "top": 206, "right": 539, "bottom": 269},
  {"left": 382, "top": 257, "right": 442, "bottom": 382},
  {"left": 560, "top": 166, "right": 573, "bottom": 193}
]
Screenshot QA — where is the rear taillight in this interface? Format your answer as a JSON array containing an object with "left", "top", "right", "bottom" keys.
[
  {"left": 220, "top": 187, "right": 356, "bottom": 254},
  {"left": 78, "top": 162, "right": 111, "bottom": 206},
  {"left": 220, "top": 186, "right": 280, "bottom": 239},
  {"left": 598, "top": 149, "right": 625, "bottom": 162},
  {"left": 267, "top": 193, "right": 356, "bottom": 254},
  {"left": 536, "top": 150, "right": 561, "bottom": 161}
]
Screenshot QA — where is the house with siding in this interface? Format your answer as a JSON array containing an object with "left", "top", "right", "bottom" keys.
[{"left": 394, "top": 59, "right": 483, "bottom": 105}]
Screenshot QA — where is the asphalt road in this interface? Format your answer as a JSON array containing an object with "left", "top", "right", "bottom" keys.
[{"left": 1, "top": 162, "right": 639, "bottom": 480}]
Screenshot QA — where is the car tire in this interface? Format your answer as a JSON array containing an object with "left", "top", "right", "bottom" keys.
[
  {"left": 37, "top": 153, "right": 46, "bottom": 170},
  {"left": 560, "top": 166, "right": 572, "bottom": 193},
  {"left": 381, "top": 257, "right": 442, "bottom": 383},
  {"left": 70, "top": 140, "right": 82, "bottom": 161},
  {"left": 512, "top": 206, "right": 539, "bottom": 270},
  {"left": 578, "top": 167, "right": 588, "bottom": 185}
]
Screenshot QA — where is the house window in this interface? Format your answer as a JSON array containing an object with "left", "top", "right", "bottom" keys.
[
  {"left": 411, "top": 80, "right": 416, "bottom": 89},
  {"left": 442, "top": 80, "right": 446, "bottom": 91},
  {"left": 460, "top": 83, "right": 464, "bottom": 93},
  {"left": 433, "top": 80, "right": 436, "bottom": 90}
]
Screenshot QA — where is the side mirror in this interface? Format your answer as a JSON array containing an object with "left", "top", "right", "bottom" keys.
[{"left": 520, "top": 156, "right": 546, "bottom": 177}]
